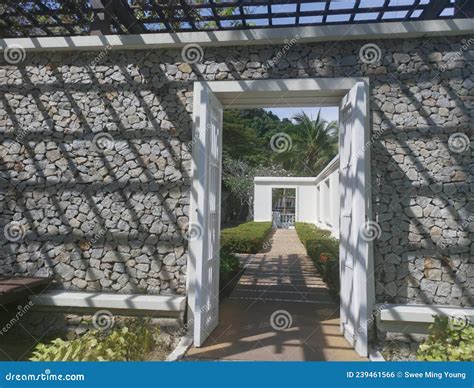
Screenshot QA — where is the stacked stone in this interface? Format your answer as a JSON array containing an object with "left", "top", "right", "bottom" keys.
[
  {"left": 0, "top": 36, "right": 472, "bottom": 304},
  {"left": 0, "top": 52, "right": 195, "bottom": 295}
]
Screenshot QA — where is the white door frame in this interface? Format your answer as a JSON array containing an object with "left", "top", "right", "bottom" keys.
[{"left": 187, "top": 78, "right": 374, "bottom": 354}]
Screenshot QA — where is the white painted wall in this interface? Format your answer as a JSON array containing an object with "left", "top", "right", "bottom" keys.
[
  {"left": 253, "top": 177, "right": 318, "bottom": 223},
  {"left": 253, "top": 183, "right": 272, "bottom": 222},
  {"left": 297, "top": 185, "right": 318, "bottom": 223},
  {"left": 253, "top": 155, "right": 339, "bottom": 236},
  {"left": 314, "top": 156, "right": 340, "bottom": 238}
]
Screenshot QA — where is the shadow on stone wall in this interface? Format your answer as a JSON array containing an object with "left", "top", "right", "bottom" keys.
[
  {"left": 0, "top": 51, "right": 196, "bottom": 295},
  {"left": 370, "top": 66, "right": 472, "bottom": 308},
  {"left": 0, "top": 36, "right": 472, "bottom": 304}
]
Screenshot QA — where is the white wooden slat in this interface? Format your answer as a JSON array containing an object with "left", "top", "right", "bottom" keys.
[
  {"left": 339, "top": 82, "right": 370, "bottom": 357},
  {"left": 191, "top": 85, "right": 223, "bottom": 347}
]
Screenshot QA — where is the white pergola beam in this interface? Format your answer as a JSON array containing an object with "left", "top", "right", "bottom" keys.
[{"left": 0, "top": 19, "right": 472, "bottom": 52}]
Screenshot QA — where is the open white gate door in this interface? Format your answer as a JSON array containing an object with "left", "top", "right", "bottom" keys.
[
  {"left": 339, "top": 81, "right": 372, "bottom": 357},
  {"left": 189, "top": 83, "right": 223, "bottom": 347}
]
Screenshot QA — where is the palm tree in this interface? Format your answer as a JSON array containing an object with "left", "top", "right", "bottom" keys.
[{"left": 275, "top": 111, "right": 338, "bottom": 176}]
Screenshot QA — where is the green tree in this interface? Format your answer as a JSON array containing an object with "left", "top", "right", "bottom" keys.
[
  {"left": 222, "top": 110, "right": 268, "bottom": 166},
  {"left": 222, "top": 157, "right": 289, "bottom": 220},
  {"left": 275, "top": 111, "right": 338, "bottom": 176}
]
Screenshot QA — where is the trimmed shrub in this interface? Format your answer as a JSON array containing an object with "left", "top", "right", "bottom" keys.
[
  {"left": 417, "top": 315, "right": 474, "bottom": 361},
  {"left": 295, "top": 222, "right": 340, "bottom": 294},
  {"left": 220, "top": 221, "right": 272, "bottom": 254},
  {"left": 220, "top": 250, "right": 241, "bottom": 292}
]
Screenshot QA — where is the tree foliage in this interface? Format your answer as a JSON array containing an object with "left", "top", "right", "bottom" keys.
[
  {"left": 222, "top": 157, "right": 289, "bottom": 220},
  {"left": 221, "top": 108, "right": 338, "bottom": 221},
  {"left": 275, "top": 111, "right": 338, "bottom": 176}
]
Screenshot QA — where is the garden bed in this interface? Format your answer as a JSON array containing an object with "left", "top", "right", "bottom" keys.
[
  {"left": 380, "top": 315, "right": 474, "bottom": 361},
  {"left": 0, "top": 311, "right": 178, "bottom": 361},
  {"left": 219, "top": 222, "right": 272, "bottom": 298},
  {"left": 28, "top": 317, "right": 177, "bottom": 361},
  {"left": 219, "top": 250, "right": 244, "bottom": 299},
  {"left": 295, "top": 222, "right": 340, "bottom": 296}
]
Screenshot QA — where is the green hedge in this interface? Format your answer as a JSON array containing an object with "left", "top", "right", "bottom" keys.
[
  {"left": 219, "top": 250, "right": 241, "bottom": 292},
  {"left": 295, "top": 222, "right": 340, "bottom": 294},
  {"left": 220, "top": 222, "right": 272, "bottom": 254}
]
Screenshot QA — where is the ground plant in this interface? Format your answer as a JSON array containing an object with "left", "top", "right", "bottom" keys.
[
  {"left": 30, "top": 318, "right": 161, "bottom": 361},
  {"left": 417, "top": 315, "right": 474, "bottom": 361}
]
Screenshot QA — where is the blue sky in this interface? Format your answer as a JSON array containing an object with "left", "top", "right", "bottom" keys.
[
  {"left": 215, "top": 1, "right": 454, "bottom": 28},
  {"left": 264, "top": 107, "right": 339, "bottom": 123}
]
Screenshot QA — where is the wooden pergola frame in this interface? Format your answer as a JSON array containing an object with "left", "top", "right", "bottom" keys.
[{"left": 1, "top": 0, "right": 472, "bottom": 38}]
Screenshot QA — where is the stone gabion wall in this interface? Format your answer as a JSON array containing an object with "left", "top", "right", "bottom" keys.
[
  {"left": 0, "top": 36, "right": 472, "bottom": 305},
  {"left": 0, "top": 51, "right": 194, "bottom": 295}
]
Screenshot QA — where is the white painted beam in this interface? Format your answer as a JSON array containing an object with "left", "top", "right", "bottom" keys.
[
  {"left": 377, "top": 303, "right": 474, "bottom": 334},
  {"left": 30, "top": 290, "right": 186, "bottom": 312},
  {"left": 1, "top": 19, "right": 472, "bottom": 52},
  {"left": 379, "top": 303, "right": 474, "bottom": 323}
]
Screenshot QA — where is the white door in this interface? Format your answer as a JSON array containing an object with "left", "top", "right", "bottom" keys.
[
  {"left": 188, "top": 83, "right": 223, "bottom": 347},
  {"left": 339, "top": 81, "right": 372, "bottom": 357}
]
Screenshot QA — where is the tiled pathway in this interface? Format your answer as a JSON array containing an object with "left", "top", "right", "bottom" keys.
[{"left": 186, "top": 229, "right": 365, "bottom": 361}]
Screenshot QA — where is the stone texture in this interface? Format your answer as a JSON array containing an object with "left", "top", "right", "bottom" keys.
[{"left": 0, "top": 36, "right": 472, "bottom": 307}]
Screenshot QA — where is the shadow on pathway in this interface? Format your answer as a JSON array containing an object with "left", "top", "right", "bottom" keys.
[{"left": 185, "top": 229, "right": 365, "bottom": 361}]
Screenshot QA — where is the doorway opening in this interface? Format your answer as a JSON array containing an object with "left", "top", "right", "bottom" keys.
[
  {"left": 187, "top": 78, "right": 373, "bottom": 359},
  {"left": 272, "top": 188, "right": 296, "bottom": 228}
]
